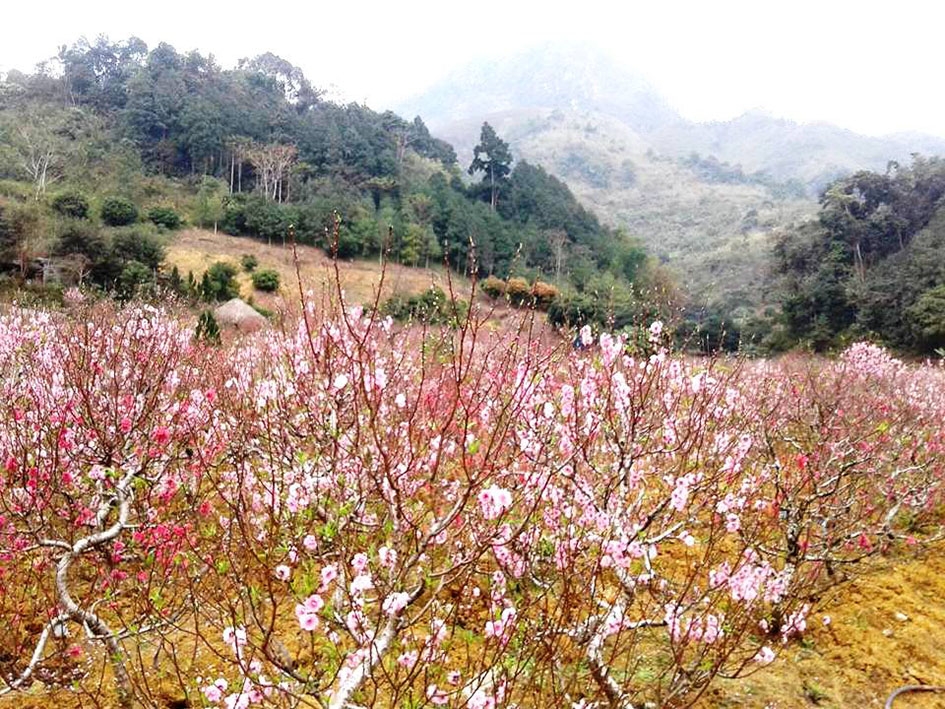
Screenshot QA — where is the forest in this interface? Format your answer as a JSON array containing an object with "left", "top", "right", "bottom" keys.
[{"left": 0, "top": 36, "right": 656, "bottom": 330}]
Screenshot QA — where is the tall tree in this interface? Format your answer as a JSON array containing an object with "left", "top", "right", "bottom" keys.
[{"left": 468, "top": 122, "right": 511, "bottom": 211}]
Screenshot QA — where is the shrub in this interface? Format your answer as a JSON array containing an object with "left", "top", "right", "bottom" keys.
[
  {"left": 51, "top": 191, "right": 90, "bottom": 219},
  {"left": 481, "top": 275, "right": 506, "bottom": 298},
  {"left": 116, "top": 260, "right": 153, "bottom": 300},
  {"left": 251, "top": 268, "right": 280, "bottom": 292},
  {"left": 146, "top": 206, "right": 182, "bottom": 230},
  {"left": 56, "top": 220, "right": 105, "bottom": 260},
  {"left": 195, "top": 309, "right": 221, "bottom": 344},
  {"left": 201, "top": 261, "right": 240, "bottom": 302},
  {"left": 381, "top": 285, "right": 468, "bottom": 326},
  {"left": 530, "top": 280, "right": 559, "bottom": 308},
  {"left": 505, "top": 277, "right": 532, "bottom": 306},
  {"left": 110, "top": 227, "right": 164, "bottom": 270},
  {"left": 240, "top": 254, "right": 258, "bottom": 272},
  {"left": 100, "top": 196, "right": 138, "bottom": 226}
]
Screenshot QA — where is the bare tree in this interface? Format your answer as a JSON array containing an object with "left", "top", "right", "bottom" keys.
[
  {"left": 244, "top": 141, "right": 298, "bottom": 203},
  {"left": 16, "top": 121, "right": 61, "bottom": 199}
]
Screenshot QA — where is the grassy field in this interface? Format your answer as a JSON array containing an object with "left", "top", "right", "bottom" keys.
[{"left": 164, "top": 228, "right": 472, "bottom": 311}]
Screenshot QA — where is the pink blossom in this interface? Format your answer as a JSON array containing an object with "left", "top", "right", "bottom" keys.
[
  {"left": 351, "top": 552, "right": 369, "bottom": 573},
  {"left": 203, "top": 678, "right": 228, "bottom": 703},
  {"left": 753, "top": 646, "right": 776, "bottom": 665},
  {"left": 478, "top": 484, "right": 512, "bottom": 520},
  {"left": 427, "top": 684, "right": 449, "bottom": 705},
  {"left": 320, "top": 564, "right": 338, "bottom": 591},
  {"left": 350, "top": 573, "right": 374, "bottom": 595},
  {"left": 378, "top": 545, "right": 397, "bottom": 568},
  {"left": 397, "top": 650, "right": 418, "bottom": 667},
  {"left": 382, "top": 591, "right": 410, "bottom": 616}
]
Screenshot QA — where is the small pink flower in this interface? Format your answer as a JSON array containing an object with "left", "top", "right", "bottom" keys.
[
  {"left": 378, "top": 545, "right": 397, "bottom": 568},
  {"left": 426, "top": 684, "right": 449, "bottom": 705},
  {"left": 274, "top": 565, "right": 291, "bottom": 582},
  {"left": 753, "top": 646, "right": 776, "bottom": 665},
  {"left": 350, "top": 573, "right": 374, "bottom": 595},
  {"left": 302, "top": 534, "right": 318, "bottom": 551},
  {"left": 382, "top": 591, "right": 410, "bottom": 616},
  {"left": 397, "top": 650, "right": 418, "bottom": 667},
  {"left": 351, "top": 552, "right": 369, "bottom": 573},
  {"left": 320, "top": 564, "right": 338, "bottom": 591}
]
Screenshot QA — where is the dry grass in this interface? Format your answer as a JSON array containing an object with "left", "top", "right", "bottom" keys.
[{"left": 164, "top": 228, "right": 471, "bottom": 312}]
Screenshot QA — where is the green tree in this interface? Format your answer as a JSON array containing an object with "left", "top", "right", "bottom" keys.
[
  {"left": 251, "top": 268, "right": 280, "bottom": 292},
  {"left": 51, "top": 191, "right": 90, "bottom": 219},
  {"left": 193, "top": 177, "right": 227, "bottom": 232},
  {"left": 201, "top": 261, "right": 240, "bottom": 302},
  {"left": 101, "top": 196, "right": 138, "bottom": 226},
  {"left": 468, "top": 122, "right": 512, "bottom": 211},
  {"left": 907, "top": 285, "right": 945, "bottom": 350},
  {"left": 147, "top": 206, "right": 181, "bottom": 229}
]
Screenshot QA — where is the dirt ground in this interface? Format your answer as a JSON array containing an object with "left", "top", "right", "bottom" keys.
[{"left": 699, "top": 544, "right": 945, "bottom": 708}]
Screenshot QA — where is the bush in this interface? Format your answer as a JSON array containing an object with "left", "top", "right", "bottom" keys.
[
  {"left": 381, "top": 286, "right": 468, "bottom": 326},
  {"left": 100, "top": 196, "right": 138, "bottom": 226},
  {"left": 51, "top": 191, "right": 90, "bottom": 219},
  {"left": 56, "top": 220, "right": 105, "bottom": 260},
  {"left": 116, "top": 260, "right": 153, "bottom": 300},
  {"left": 251, "top": 268, "right": 280, "bottom": 293},
  {"left": 241, "top": 254, "right": 259, "bottom": 272},
  {"left": 110, "top": 227, "right": 165, "bottom": 270},
  {"left": 201, "top": 261, "right": 240, "bottom": 302},
  {"left": 146, "top": 206, "right": 182, "bottom": 230},
  {"left": 505, "top": 277, "right": 532, "bottom": 306},
  {"left": 195, "top": 309, "right": 221, "bottom": 344},
  {"left": 530, "top": 280, "right": 559, "bottom": 309},
  {"left": 481, "top": 275, "right": 506, "bottom": 298}
]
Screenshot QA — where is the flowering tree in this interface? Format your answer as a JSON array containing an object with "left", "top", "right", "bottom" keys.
[
  {"left": 0, "top": 304, "right": 221, "bottom": 706},
  {"left": 0, "top": 296, "right": 943, "bottom": 709}
]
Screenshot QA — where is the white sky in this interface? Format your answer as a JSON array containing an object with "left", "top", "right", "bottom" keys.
[{"left": 1, "top": 0, "right": 943, "bottom": 137}]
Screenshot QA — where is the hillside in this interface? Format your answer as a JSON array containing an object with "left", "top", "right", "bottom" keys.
[
  {"left": 164, "top": 228, "right": 469, "bottom": 310},
  {"left": 0, "top": 37, "right": 654, "bottom": 332},
  {"left": 397, "top": 43, "right": 945, "bottom": 314},
  {"left": 421, "top": 104, "right": 814, "bottom": 313}
]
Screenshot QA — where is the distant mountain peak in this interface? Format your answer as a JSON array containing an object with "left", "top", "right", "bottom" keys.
[{"left": 396, "top": 41, "right": 681, "bottom": 133}]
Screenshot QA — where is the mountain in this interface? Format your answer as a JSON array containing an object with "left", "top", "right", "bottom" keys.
[
  {"left": 402, "top": 43, "right": 681, "bottom": 134},
  {"left": 396, "top": 43, "right": 945, "bottom": 314},
  {"left": 650, "top": 111, "right": 945, "bottom": 191}
]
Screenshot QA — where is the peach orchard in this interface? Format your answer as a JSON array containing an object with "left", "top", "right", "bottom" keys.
[{"left": 0, "top": 295, "right": 943, "bottom": 708}]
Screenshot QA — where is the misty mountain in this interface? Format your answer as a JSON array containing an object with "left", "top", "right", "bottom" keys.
[
  {"left": 395, "top": 43, "right": 945, "bottom": 312},
  {"left": 402, "top": 43, "right": 681, "bottom": 134}
]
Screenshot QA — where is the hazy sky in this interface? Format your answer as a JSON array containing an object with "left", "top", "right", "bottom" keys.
[{"left": 2, "top": 0, "right": 943, "bottom": 137}]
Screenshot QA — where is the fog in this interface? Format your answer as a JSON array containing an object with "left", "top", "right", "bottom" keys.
[{"left": 2, "top": 0, "right": 943, "bottom": 137}]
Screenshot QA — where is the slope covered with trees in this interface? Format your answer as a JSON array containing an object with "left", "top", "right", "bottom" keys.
[
  {"left": 398, "top": 42, "right": 945, "bottom": 321},
  {"left": 0, "top": 37, "right": 658, "bottom": 323},
  {"left": 774, "top": 156, "right": 945, "bottom": 353}
]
